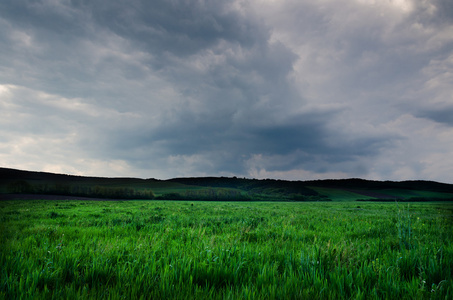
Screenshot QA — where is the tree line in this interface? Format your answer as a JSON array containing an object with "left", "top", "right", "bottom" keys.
[
  {"left": 7, "top": 181, "right": 331, "bottom": 201},
  {"left": 155, "top": 188, "right": 251, "bottom": 201},
  {"left": 7, "top": 181, "right": 155, "bottom": 199}
]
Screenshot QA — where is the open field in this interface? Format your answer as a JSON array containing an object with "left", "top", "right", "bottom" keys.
[{"left": 1, "top": 199, "right": 452, "bottom": 299}]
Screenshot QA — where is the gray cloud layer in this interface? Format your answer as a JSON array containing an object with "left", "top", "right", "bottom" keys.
[{"left": 1, "top": 0, "right": 453, "bottom": 182}]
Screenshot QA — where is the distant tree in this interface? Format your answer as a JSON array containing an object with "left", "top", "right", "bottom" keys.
[{"left": 7, "top": 181, "right": 34, "bottom": 193}]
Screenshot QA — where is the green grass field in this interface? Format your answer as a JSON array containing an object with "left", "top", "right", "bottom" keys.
[
  {"left": 1, "top": 199, "right": 452, "bottom": 299},
  {"left": 309, "top": 186, "right": 453, "bottom": 201},
  {"left": 308, "top": 187, "right": 375, "bottom": 201}
]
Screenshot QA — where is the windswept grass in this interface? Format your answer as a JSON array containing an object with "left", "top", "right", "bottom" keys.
[{"left": 1, "top": 200, "right": 452, "bottom": 299}]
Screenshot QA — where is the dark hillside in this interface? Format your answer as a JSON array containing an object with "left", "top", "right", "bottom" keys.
[
  {"left": 169, "top": 177, "right": 319, "bottom": 196},
  {"left": 0, "top": 168, "right": 160, "bottom": 199},
  {"left": 305, "top": 178, "right": 453, "bottom": 193},
  {"left": 1, "top": 167, "right": 453, "bottom": 201},
  {"left": 0, "top": 167, "right": 145, "bottom": 184}
]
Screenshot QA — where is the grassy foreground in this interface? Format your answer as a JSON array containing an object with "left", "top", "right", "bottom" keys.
[{"left": 1, "top": 200, "right": 452, "bottom": 299}]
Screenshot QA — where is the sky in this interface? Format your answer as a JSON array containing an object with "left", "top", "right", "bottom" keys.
[{"left": 1, "top": 0, "right": 453, "bottom": 182}]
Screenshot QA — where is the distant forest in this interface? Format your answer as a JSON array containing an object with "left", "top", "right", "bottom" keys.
[{"left": 6, "top": 180, "right": 155, "bottom": 199}]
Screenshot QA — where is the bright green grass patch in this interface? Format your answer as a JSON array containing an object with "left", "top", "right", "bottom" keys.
[
  {"left": 308, "top": 186, "right": 375, "bottom": 201},
  {"left": 310, "top": 186, "right": 453, "bottom": 201},
  {"left": 1, "top": 200, "right": 452, "bottom": 299},
  {"left": 370, "top": 189, "right": 453, "bottom": 199}
]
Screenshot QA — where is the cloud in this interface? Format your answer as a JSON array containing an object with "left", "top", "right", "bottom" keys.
[
  {"left": 417, "top": 107, "right": 453, "bottom": 126},
  {"left": 1, "top": 0, "right": 453, "bottom": 182}
]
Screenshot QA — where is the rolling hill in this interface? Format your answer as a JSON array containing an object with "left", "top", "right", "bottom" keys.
[{"left": 1, "top": 167, "right": 453, "bottom": 201}]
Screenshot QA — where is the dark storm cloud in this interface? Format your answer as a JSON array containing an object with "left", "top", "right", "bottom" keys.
[
  {"left": 1, "top": 0, "right": 452, "bottom": 181},
  {"left": 418, "top": 107, "right": 453, "bottom": 126},
  {"left": 431, "top": 0, "right": 453, "bottom": 24},
  {"left": 42, "top": 0, "right": 382, "bottom": 175},
  {"left": 74, "top": 0, "right": 266, "bottom": 55}
]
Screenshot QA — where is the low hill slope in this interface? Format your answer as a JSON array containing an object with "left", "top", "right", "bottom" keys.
[{"left": 1, "top": 168, "right": 453, "bottom": 201}]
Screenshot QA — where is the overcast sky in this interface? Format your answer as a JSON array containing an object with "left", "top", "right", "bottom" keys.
[{"left": 1, "top": 0, "right": 453, "bottom": 182}]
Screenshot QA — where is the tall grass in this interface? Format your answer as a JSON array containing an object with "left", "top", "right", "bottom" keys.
[
  {"left": 0, "top": 200, "right": 452, "bottom": 299},
  {"left": 396, "top": 202, "right": 412, "bottom": 251}
]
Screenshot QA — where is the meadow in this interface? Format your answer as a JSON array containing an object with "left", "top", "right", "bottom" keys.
[{"left": 1, "top": 199, "right": 452, "bottom": 299}]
